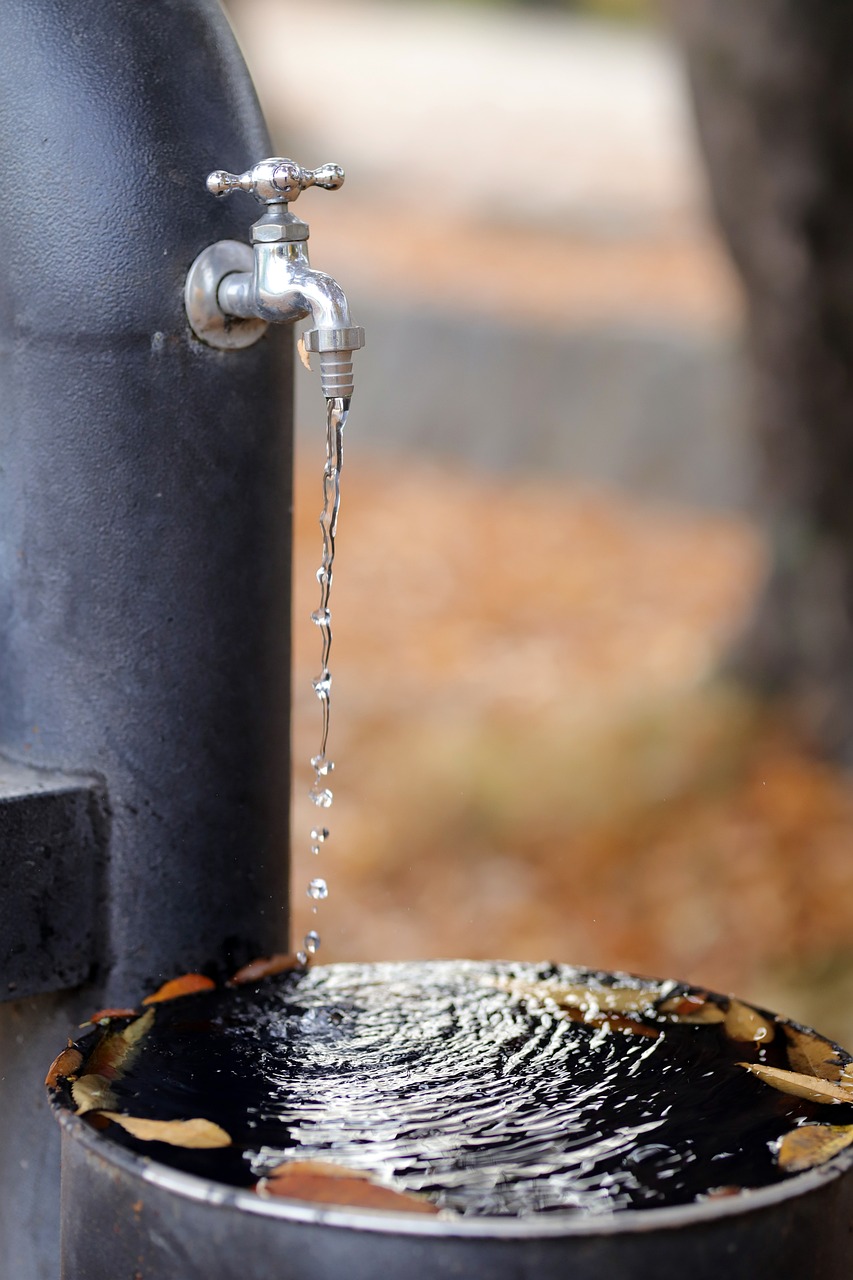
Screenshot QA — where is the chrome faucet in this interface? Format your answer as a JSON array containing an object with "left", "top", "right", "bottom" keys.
[{"left": 185, "top": 158, "right": 365, "bottom": 399}]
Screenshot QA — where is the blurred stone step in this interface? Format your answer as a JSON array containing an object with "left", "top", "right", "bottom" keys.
[{"left": 297, "top": 302, "right": 751, "bottom": 512}]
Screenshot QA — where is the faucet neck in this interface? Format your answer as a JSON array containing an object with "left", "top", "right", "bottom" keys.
[{"left": 251, "top": 204, "right": 309, "bottom": 245}]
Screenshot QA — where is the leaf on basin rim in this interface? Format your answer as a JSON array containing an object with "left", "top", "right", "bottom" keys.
[
  {"left": 45, "top": 1047, "right": 83, "bottom": 1089},
  {"left": 85, "top": 1007, "right": 155, "bottom": 1080},
  {"left": 101, "top": 1113, "right": 231, "bottom": 1148},
  {"left": 784, "top": 1025, "right": 847, "bottom": 1083},
  {"left": 229, "top": 954, "right": 303, "bottom": 986},
  {"left": 724, "top": 999, "right": 775, "bottom": 1044},
  {"left": 142, "top": 973, "right": 216, "bottom": 1004},
  {"left": 72, "top": 1073, "right": 117, "bottom": 1115},
  {"left": 739, "top": 1062, "right": 853, "bottom": 1105},
  {"left": 778, "top": 1124, "right": 853, "bottom": 1173},
  {"left": 256, "top": 1161, "right": 440, "bottom": 1215}
]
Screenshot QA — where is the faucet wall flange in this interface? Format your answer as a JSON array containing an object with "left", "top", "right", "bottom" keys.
[{"left": 185, "top": 239, "right": 268, "bottom": 350}]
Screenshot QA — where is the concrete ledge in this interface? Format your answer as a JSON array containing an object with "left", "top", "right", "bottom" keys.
[{"left": 0, "top": 759, "right": 107, "bottom": 1000}]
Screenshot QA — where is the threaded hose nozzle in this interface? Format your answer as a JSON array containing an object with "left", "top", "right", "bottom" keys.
[
  {"left": 303, "top": 325, "right": 365, "bottom": 402},
  {"left": 319, "top": 349, "right": 355, "bottom": 399}
]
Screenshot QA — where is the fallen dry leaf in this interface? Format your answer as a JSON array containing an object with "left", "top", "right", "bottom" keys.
[
  {"left": 778, "top": 1124, "right": 853, "bottom": 1173},
  {"left": 784, "top": 1026, "right": 847, "bottom": 1083},
  {"left": 229, "top": 954, "right": 302, "bottom": 985},
  {"left": 101, "top": 1113, "right": 231, "bottom": 1148},
  {"left": 296, "top": 335, "right": 312, "bottom": 372},
  {"left": 498, "top": 977, "right": 658, "bottom": 1016},
  {"left": 658, "top": 992, "right": 726, "bottom": 1024},
  {"left": 577, "top": 986, "right": 660, "bottom": 1016},
  {"left": 82, "top": 1112, "right": 111, "bottom": 1131},
  {"left": 142, "top": 974, "right": 216, "bottom": 1004},
  {"left": 592, "top": 1014, "right": 660, "bottom": 1038},
  {"left": 725, "top": 999, "right": 775, "bottom": 1044},
  {"left": 85, "top": 1008, "right": 155, "bottom": 1080},
  {"left": 72, "top": 1073, "right": 117, "bottom": 1115},
  {"left": 496, "top": 977, "right": 662, "bottom": 1036},
  {"left": 739, "top": 1063, "right": 853, "bottom": 1105},
  {"left": 256, "top": 1161, "right": 439, "bottom": 1215},
  {"left": 83, "top": 1008, "right": 138, "bottom": 1026},
  {"left": 703, "top": 1186, "right": 742, "bottom": 1199},
  {"left": 45, "top": 1047, "right": 83, "bottom": 1089},
  {"left": 263, "top": 1160, "right": 361, "bottom": 1180}
]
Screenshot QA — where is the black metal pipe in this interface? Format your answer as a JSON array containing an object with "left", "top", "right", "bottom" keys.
[{"left": 0, "top": 2, "right": 290, "bottom": 1274}]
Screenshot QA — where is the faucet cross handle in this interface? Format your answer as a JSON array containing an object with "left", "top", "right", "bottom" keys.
[{"left": 206, "top": 158, "right": 345, "bottom": 205}]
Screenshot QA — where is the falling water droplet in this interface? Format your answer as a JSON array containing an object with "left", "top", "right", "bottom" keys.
[
  {"left": 301, "top": 399, "right": 347, "bottom": 948},
  {"left": 295, "top": 950, "right": 307, "bottom": 965}
]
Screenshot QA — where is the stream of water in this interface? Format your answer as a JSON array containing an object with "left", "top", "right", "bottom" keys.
[{"left": 296, "top": 395, "right": 348, "bottom": 966}]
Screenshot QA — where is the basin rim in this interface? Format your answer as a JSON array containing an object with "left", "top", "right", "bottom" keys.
[{"left": 55, "top": 1103, "right": 853, "bottom": 1241}]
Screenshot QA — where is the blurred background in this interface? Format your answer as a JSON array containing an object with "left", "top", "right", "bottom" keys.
[{"left": 226, "top": 0, "right": 853, "bottom": 1045}]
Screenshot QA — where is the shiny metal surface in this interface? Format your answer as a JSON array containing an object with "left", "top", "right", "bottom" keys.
[
  {"left": 187, "top": 156, "right": 365, "bottom": 396},
  {"left": 207, "top": 158, "right": 345, "bottom": 203},
  {"left": 184, "top": 239, "right": 269, "bottom": 350}
]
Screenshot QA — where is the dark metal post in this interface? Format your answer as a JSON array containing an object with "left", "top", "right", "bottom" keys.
[{"left": 0, "top": 2, "right": 291, "bottom": 1274}]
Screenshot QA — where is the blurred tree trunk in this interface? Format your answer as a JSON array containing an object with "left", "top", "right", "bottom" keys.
[{"left": 670, "top": 1, "right": 853, "bottom": 760}]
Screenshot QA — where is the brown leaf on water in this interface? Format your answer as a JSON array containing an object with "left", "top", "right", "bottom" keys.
[
  {"left": 229, "top": 954, "right": 302, "bottom": 986},
  {"left": 703, "top": 1185, "right": 742, "bottom": 1199},
  {"left": 101, "top": 1113, "right": 231, "bottom": 1148},
  {"left": 497, "top": 977, "right": 658, "bottom": 1017},
  {"left": 495, "top": 977, "right": 662, "bottom": 1037},
  {"left": 82, "top": 1111, "right": 111, "bottom": 1131},
  {"left": 588, "top": 1013, "right": 660, "bottom": 1038},
  {"left": 784, "top": 1025, "right": 847, "bottom": 1083},
  {"left": 778, "top": 1124, "right": 853, "bottom": 1173},
  {"left": 256, "top": 1161, "right": 439, "bottom": 1215},
  {"left": 82, "top": 1008, "right": 138, "bottom": 1026},
  {"left": 45, "top": 1047, "right": 83, "bottom": 1089},
  {"left": 85, "top": 1008, "right": 155, "bottom": 1080},
  {"left": 580, "top": 986, "right": 661, "bottom": 1016},
  {"left": 142, "top": 974, "right": 216, "bottom": 1004},
  {"left": 739, "top": 1062, "right": 853, "bottom": 1105},
  {"left": 265, "top": 1160, "right": 360, "bottom": 1180},
  {"left": 724, "top": 999, "right": 775, "bottom": 1044},
  {"left": 658, "top": 992, "right": 726, "bottom": 1024},
  {"left": 72, "top": 1073, "right": 117, "bottom": 1115}
]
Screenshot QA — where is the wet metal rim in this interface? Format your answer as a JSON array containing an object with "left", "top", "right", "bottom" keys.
[{"left": 55, "top": 1105, "right": 853, "bottom": 1240}]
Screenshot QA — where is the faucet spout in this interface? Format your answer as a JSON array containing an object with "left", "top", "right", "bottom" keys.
[{"left": 184, "top": 158, "right": 365, "bottom": 400}]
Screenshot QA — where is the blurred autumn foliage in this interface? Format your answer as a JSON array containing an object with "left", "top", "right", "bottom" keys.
[{"left": 291, "top": 455, "right": 853, "bottom": 1049}]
